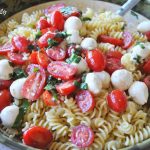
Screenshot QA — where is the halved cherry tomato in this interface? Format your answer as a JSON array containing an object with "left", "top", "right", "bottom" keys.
[
  {"left": 75, "top": 90, "right": 95, "bottom": 113},
  {"left": 41, "top": 27, "right": 57, "bottom": 35},
  {"left": 0, "top": 80, "right": 12, "bottom": 90},
  {"left": 143, "top": 59, "right": 150, "bottom": 74},
  {"left": 105, "top": 58, "right": 123, "bottom": 74},
  {"left": 47, "top": 61, "right": 77, "bottom": 80},
  {"left": 0, "top": 42, "right": 15, "bottom": 55},
  {"left": 97, "top": 35, "right": 123, "bottom": 46},
  {"left": 42, "top": 90, "right": 57, "bottom": 106},
  {"left": 12, "top": 36, "right": 29, "bottom": 52},
  {"left": 56, "top": 79, "right": 77, "bottom": 95},
  {"left": 67, "top": 44, "right": 76, "bottom": 57},
  {"left": 106, "top": 51, "right": 123, "bottom": 59},
  {"left": 50, "top": 11, "right": 64, "bottom": 31},
  {"left": 122, "top": 31, "right": 133, "bottom": 49},
  {"left": 26, "top": 64, "right": 40, "bottom": 75},
  {"left": 71, "top": 124, "right": 94, "bottom": 148},
  {"left": 37, "top": 52, "right": 50, "bottom": 69},
  {"left": 46, "top": 46, "right": 66, "bottom": 61},
  {"left": 36, "top": 18, "right": 50, "bottom": 30},
  {"left": 145, "top": 31, "right": 150, "bottom": 41},
  {"left": 23, "top": 126, "right": 53, "bottom": 149},
  {"left": 7, "top": 52, "right": 26, "bottom": 65},
  {"left": 86, "top": 49, "right": 106, "bottom": 72},
  {"left": 21, "top": 65, "right": 46, "bottom": 101},
  {"left": 29, "top": 51, "right": 38, "bottom": 64},
  {"left": 144, "top": 75, "right": 150, "bottom": 91},
  {"left": 0, "top": 90, "right": 12, "bottom": 111},
  {"left": 107, "top": 89, "right": 127, "bottom": 113}
]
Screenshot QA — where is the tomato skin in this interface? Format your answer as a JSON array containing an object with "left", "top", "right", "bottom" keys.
[
  {"left": 107, "top": 89, "right": 127, "bottom": 113},
  {"left": 122, "top": 31, "right": 133, "bottom": 49},
  {"left": 21, "top": 65, "right": 46, "bottom": 101},
  {"left": 97, "top": 35, "right": 123, "bottom": 46},
  {"left": 23, "top": 126, "right": 53, "bottom": 149},
  {"left": 47, "top": 61, "right": 77, "bottom": 80},
  {"left": 7, "top": 52, "right": 26, "bottom": 65},
  {"left": 0, "top": 80, "right": 12, "bottom": 90},
  {"left": 56, "top": 79, "right": 77, "bottom": 95},
  {"left": 0, "top": 90, "right": 12, "bottom": 111},
  {"left": 143, "top": 59, "right": 150, "bottom": 74},
  {"left": 144, "top": 75, "right": 150, "bottom": 91},
  {"left": 71, "top": 124, "right": 94, "bottom": 148},
  {"left": 86, "top": 49, "right": 106, "bottom": 72},
  {"left": 75, "top": 90, "right": 95, "bottom": 113},
  {"left": 46, "top": 46, "right": 66, "bottom": 61},
  {"left": 29, "top": 51, "right": 38, "bottom": 64},
  {"left": 42, "top": 90, "right": 57, "bottom": 106},
  {"left": 26, "top": 64, "right": 41, "bottom": 75},
  {"left": 66, "top": 44, "right": 76, "bottom": 57},
  {"left": 36, "top": 18, "right": 50, "bottom": 30},
  {"left": 106, "top": 51, "right": 123, "bottom": 60},
  {"left": 0, "top": 43, "right": 15, "bottom": 55},
  {"left": 145, "top": 31, "right": 150, "bottom": 41},
  {"left": 41, "top": 27, "right": 57, "bottom": 35},
  {"left": 50, "top": 11, "right": 64, "bottom": 31},
  {"left": 12, "top": 36, "right": 29, "bottom": 52}
]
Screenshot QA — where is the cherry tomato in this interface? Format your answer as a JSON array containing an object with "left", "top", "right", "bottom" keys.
[
  {"left": 106, "top": 51, "right": 123, "bottom": 60},
  {"left": 23, "top": 126, "right": 53, "bottom": 149},
  {"left": 97, "top": 35, "right": 123, "bottom": 46},
  {"left": 12, "top": 36, "right": 29, "bottom": 52},
  {"left": 75, "top": 90, "right": 95, "bottom": 113},
  {"left": 105, "top": 58, "right": 123, "bottom": 74},
  {"left": 67, "top": 44, "right": 76, "bottom": 57},
  {"left": 107, "top": 89, "right": 127, "bottom": 113},
  {"left": 46, "top": 46, "right": 66, "bottom": 61},
  {"left": 7, "top": 52, "right": 26, "bottom": 65},
  {"left": 122, "top": 31, "right": 133, "bottom": 49},
  {"left": 86, "top": 49, "right": 106, "bottom": 72},
  {"left": 144, "top": 75, "right": 150, "bottom": 91},
  {"left": 0, "top": 42, "right": 15, "bottom": 55},
  {"left": 71, "top": 124, "right": 94, "bottom": 148},
  {"left": 21, "top": 65, "right": 46, "bottom": 101},
  {"left": 56, "top": 79, "right": 77, "bottom": 95},
  {"left": 50, "top": 11, "right": 64, "bottom": 31},
  {"left": 41, "top": 27, "right": 57, "bottom": 35},
  {"left": 47, "top": 61, "right": 77, "bottom": 80},
  {"left": 143, "top": 59, "right": 150, "bottom": 74},
  {"left": 42, "top": 90, "right": 57, "bottom": 106},
  {"left": 36, "top": 18, "right": 50, "bottom": 30},
  {"left": 0, "top": 80, "right": 12, "bottom": 90},
  {"left": 26, "top": 64, "right": 41, "bottom": 75},
  {"left": 37, "top": 52, "right": 50, "bottom": 69},
  {"left": 0, "top": 90, "right": 12, "bottom": 111},
  {"left": 29, "top": 51, "right": 38, "bottom": 64},
  {"left": 145, "top": 31, "right": 150, "bottom": 41}
]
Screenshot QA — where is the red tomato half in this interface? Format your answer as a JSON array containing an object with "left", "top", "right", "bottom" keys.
[
  {"left": 23, "top": 126, "right": 53, "bottom": 149},
  {"left": 75, "top": 90, "right": 95, "bottom": 113},
  {"left": 41, "top": 27, "right": 57, "bottom": 35},
  {"left": 21, "top": 65, "right": 46, "bottom": 101},
  {"left": 56, "top": 79, "right": 77, "bottom": 95},
  {"left": 66, "top": 44, "right": 76, "bottom": 57},
  {"left": 97, "top": 35, "right": 123, "bottom": 46},
  {"left": 47, "top": 61, "right": 77, "bottom": 80},
  {"left": 86, "top": 49, "right": 106, "bottom": 72},
  {"left": 12, "top": 36, "right": 29, "bottom": 52},
  {"left": 107, "top": 89, "right": 127, "bottom": 113},
  {"left": 145, "top": 31, "right": 150, "bottom": 41},
  {"left": 144, "top": 75, "right": 150, "bottom": 91},
  {"left": 29, "top": 51, "right": 38, "bottom": 64},
  {"left": 0, "top": 80, "right": 12, "bottom": 90},
  {"left": 106, "top": 51, "right": 123, "bottom": 60},
  {"left": 7, "top": 52, "right": 26, "bottom": 65},
  {"left": 36, "top": 18, "right": 50, "bottom": 30},
  {"left": 122, "top": 31, "right": 133, "bottom": 49},
  {"left": 143, "top": 59, "right": 150, "bottom": 74},
  {"left": 46, "top": 46, "right": 66, "bottom": 61},
  {"left": 71, "top": 125, "right": 94, "bottom": 148},
  {"left": 0, "top": 42, "right": 15, "bottom": 55},
  {"left": 0, "top": 90, "right": 12, "bottom": 111},
  {"left": 26, "top": 64, "right": 41, "bottom": 75}
]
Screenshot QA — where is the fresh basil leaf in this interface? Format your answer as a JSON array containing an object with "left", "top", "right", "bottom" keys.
[
  {"left": 81, "top": 74, "right": 87, "bottom": 82},
  {"left": 51, "top": 90, "right": 58, "bottom": 101},
  {"left": 81, "top": 17, "right": 91, "bottom": 21},
  {"left": 80, "top": 83, "right": 88, "bottom": 90},
  {"left": 10, "top": 68, "right": 27, "bottom": 80},
  {"left": 44, "top": 84, "right": 55, "bottom": 91},
  {"left": 47, "top": 39, "right": 59, "bottom": 48},
  {"left": 35, "top": 30, "right": 42, "bottom": 40},
  {"left": 133, "top": 55, "right": 142, "bottom": 64},
  {"left": 131, "top": 10, "right": 138, "bottom": 19},
  {"left": 74, "top": 80, "right": 80, "bottom": 88},
  {"left": 66, "top": 53, "right": 81, "bottom": 64},
  {"left": 55, "top": 31, "right": 71, "bottom": 39}
]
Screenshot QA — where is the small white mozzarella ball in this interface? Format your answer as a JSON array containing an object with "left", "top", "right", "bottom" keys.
[
  {"left": 81, "top": 37, "right": 97, "bottom": 50},
  {"left": 71, "top": 58, "right": 89, "bottom": 74},
  {"left": 0, "top": 105, "right": 19, "bottom": 128},
  {"left": 10, "top": 78, "right": 27, "bottom": 99},
  {"left": 64, "top": 16, "right": 82, "bottom": 31},
  {"left": 128, "top": 81, "right": 148, "bottom": 105},
  {"left": 111, "top": 69, "right": 133, "bottom": 90},
  {"left": 66, "top": 30, "right": 82, "bottom": 44},
  {"left": 0, "top": 59, "right": 13, "bottom": 80},
  {"left": 95, "top": 71, "right": 110, "bottom": 89},
  {"left": 85, "top": 73, "right": 102, "bottom": 95},
  {"left": 137, "top": 21, "right": 150, "bottom": 33}
]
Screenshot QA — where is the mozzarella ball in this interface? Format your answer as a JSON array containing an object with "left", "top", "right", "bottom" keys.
[
  {"left": 0, "top": 105, "right": 19, "bottom": 128},
  {"left": 128, "top": 81, "right": 148, "bottom": 105},
  {"left": 85, "top": 73, "right": 102, "bottom": 95},
  {"left": 95, "top": 71, "right": 110, "bottom": 89},
  {"left": 0, "top": 59, "right": 14, "bottom": 80},
  {"left": 66, "top": 30, "right": 82, "bottom": 44},
  {"left": 71, "top": 58, "right": 89, "bottom": 74},
  {"left": 64, "top": 16, "right": 82, "bottom": 31},
  {"left": 111, "top": 69, "right": 133, "bottom": 90},
  {"left": 81, "top": 37, "right": 97, "bottom": 50},
  {"left": 10, "top": 78, "right": 27, "bottom": 99},
  {"left": 137, "top": 21, "right": 150, "bottom": 33}
]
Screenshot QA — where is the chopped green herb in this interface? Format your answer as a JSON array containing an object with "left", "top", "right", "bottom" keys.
[
  {"left": 81, "top": 17, "right": 91, "bottom": 21},
  {"left": 8, "top": 61, "right": 15, "bottom": 67},
  {"left": 51, "top": 90, "right": 58, "bottom": 101},
  {"left": 47, "top": 38, "right": 59, "bottom": 48},
  {"left": 135, "top": 42, "right": 145, "bottom": 49},
  {"left": 66, "top": 53, "right": 81, "bottom": 64},
  {"left": 35, "top": 30, "right": 42, "bottom": 40},
  {"left": 74, "top": 80, "right": 80, "bottom": 88},
  {"left": 33, "top": 67, "right": 39, "bottom": 73},
  {"left": 81, "top": 74, "right": 87, "bottom": 82},
  {"left": 10, "top": 68, "right": 27, "bottom": 80},
  {"left": 74, "top": 47, "right": 82, "bottom": 55},
  {"left": 44, "top": 84, "right": 55, "bottom": 91},
  {"left": 133, "top": 55, "right": 142, "bottom": 64},
  {"left": 80, "top": 83, "right": 88, "bottom": 90},
  {"left": 55, "top": 31, "right": 71, "bottom": 39},
  {"left": 121, "top": 24, "right": 127, "bottom": 30},
  {"left": 135, "top": 41, "right": 141, "bottom": 46},
  {"left": 28, "top": 44, "right": 35, "bottom": 52},
  {"left": 131, "top": 10, "right": 138, "bottom": 19}
]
